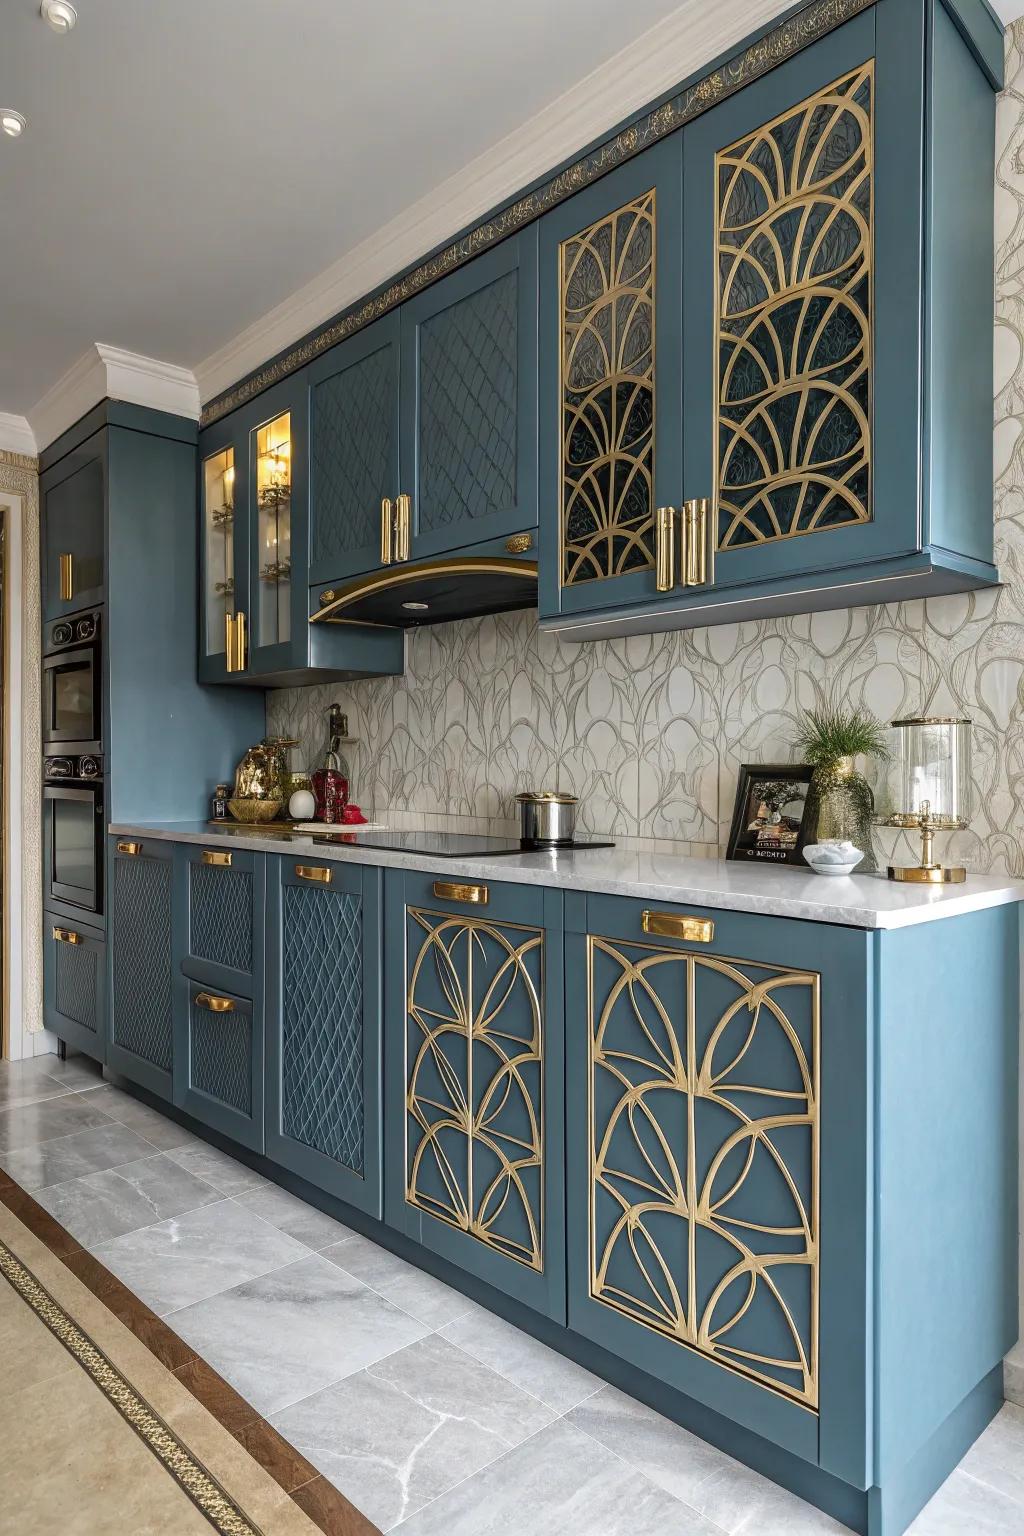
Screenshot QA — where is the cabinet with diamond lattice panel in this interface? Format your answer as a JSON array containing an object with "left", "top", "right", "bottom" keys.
[
  {"left": 43, "top": 917, "right": 106, "bottom": 1064},
  {"left": 108, "top": 842, "right": 175, "bottom": 1099},
  {"left": 182, "top": 848, "right": 263, "bottom": 998},
  {"left": 179, "top": 983, "right": 263, "bottom": 1152},
  {"left": 265, "top": 857, "right": 383, "bottom": 1217}
]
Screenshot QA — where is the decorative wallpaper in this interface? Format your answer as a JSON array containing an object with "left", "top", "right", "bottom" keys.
[{"left": 270, "top": 24, "right": 1023, "bottom": 879}]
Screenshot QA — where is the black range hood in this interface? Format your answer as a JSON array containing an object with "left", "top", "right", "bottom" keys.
[{"left": 310, "top": 556, "right": 539, "bottom": 630}]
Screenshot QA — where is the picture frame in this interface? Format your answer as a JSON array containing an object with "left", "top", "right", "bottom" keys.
[{"left": 725, "top": 763, "right": 814, "bottom": 866}]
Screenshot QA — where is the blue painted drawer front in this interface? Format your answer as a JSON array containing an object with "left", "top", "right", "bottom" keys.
[
  {"left": 400, "top": 228, "right": 539, "bottom": 562},
  {"left": 385, "top": 870, "right": 566, "bottom": 1321},
  {"left": 309, "top": 313, "right": 401, "bottom": 585},
  {"left": 43, "top": 916, "right": 106, "bottom": 1064},
  {"left": 566, "top": 893, "right": 872, "bottom": 1480},
  {"left": 181, "top": 846, "right": 263, "bottom": 997},
  {"left": 265, "top": 858, "right": 383, "bottom": 1217},
  {"left": 108, "top": 840, "right": 175, "bottom": 1099},
  {"left": 179, "top": 982, "right": 264, "bottom": 1153},
  {"left": 40, "top": 430, "right": 106, "bottom": 621}
]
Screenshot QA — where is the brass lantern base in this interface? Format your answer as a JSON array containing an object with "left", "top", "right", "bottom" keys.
[{"left": 887, "top": 863, "right": 967, "bottom": 884}]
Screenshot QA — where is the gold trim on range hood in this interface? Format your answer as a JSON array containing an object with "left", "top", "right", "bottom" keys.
[{"left": 310, "top": 557, "right": 539, "bottom": 630}]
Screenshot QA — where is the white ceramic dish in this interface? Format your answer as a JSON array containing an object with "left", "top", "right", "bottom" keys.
[{"left": 802, "top": 840, "right": 865, "bottom": 876}]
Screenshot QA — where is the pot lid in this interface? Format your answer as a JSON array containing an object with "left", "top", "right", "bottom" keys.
[{"left": 516, "top": 791, "right": 578, "bottom": 804}]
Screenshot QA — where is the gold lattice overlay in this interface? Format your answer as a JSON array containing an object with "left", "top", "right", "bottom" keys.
[
  {"left": 406, "top": 910, "right": 544, "bottom": 1271},
  {"left": 589, "top": 939, "right": 819, "bottom": 1408},
  {"left": 560, "top": 191, "right": 656, "bottom": 586},
  {"left": 717, "top": 64, "right": 873, "bottom": 551}
]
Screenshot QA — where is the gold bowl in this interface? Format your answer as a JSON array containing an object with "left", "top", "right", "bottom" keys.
[{"left": 228, "top": 797, "right": 283, "bottom": 824}]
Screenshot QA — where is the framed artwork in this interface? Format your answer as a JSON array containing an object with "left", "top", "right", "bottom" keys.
[{"left": 726, "top": 763, "right": 814, "bottom": 865}]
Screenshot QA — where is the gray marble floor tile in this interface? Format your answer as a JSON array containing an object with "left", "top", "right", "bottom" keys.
[
  {"left": 0, "top": 1059, "right": 74, "bottom": 1111},
  {"left": 77, "top": 1084, "right": 195, "bottom": 1150},
  {"left": 0, "top": 1093, "right": 115, "bottom": 1151},
  {"left": 168, "top": 1254, "right": 428, "bottom": 1416},
  {"left": 234, "top": 1183, "right": 356, "bottom": 1250},
  {"left": 908, "top": 1469, "right": 1024, "bottom": 1534},
  {"left": 1005, "top": 1356, "right": 1024, "bottom": 1409},
  {"left": 438, "top": 1305, "right": 602, "bottom": 1413},
  {"left": 390, "top": 1418, "right": 718, "bottom": 1535},
  {"left": 273, "top": 1332, "right": 557, "bottom": 1532},
  {"left": 165, "top": 1140, "right": 268, "bottom": 1195},
  {"left": 322, "top": 1234, "right": 475, "bottom": 1330},
  {"left": 957, "top": 1403, "right": 1024, "bottom": 1508},
  {"left": 0, "top": 1122, "right": 158, "bottom": 1191},
  {"left": 34, "top": 1154, "right": 221, "bottom": 1245},
  {"left": 36, "top": 1053, "right": 104, "bottom": 1091},
  {"left": 91, "top": 1198, "right": 310, "bottom": 1315}
]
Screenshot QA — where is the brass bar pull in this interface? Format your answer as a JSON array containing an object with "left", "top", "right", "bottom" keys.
[
  {"left": 654, "top": 506, "right": 676, "bottom": 593},
  {"left": 201, "top": 850, "right": 232, "bottom": 867},
  {"left": 380, "top": 497, "right": 393, "bottom": 565},
  {"left": 295, "top": 864, "right": 332, "bottom": 884},
  {"left": 642, "top": 910, "right": 714, "bottom": 943},
  {"left": 59, "top": 553, "right": 74, "bottom": 602},
  {"left": 195, "top": 992, "right": 236, "bottom": 1013},
  {"left": 52, "top": 927, "right": 82, "bottom": 945},
  {"left": 225, "top": 612, "right": 236, "bottom": 671},
  {"left": 396, "top": 493, "right": 411, "bottom": 562},
  {"left": 235, "top": 610, "right": 247, "bottom": 671},
  {"left": 433, "top": 880, "right": 489, "bottom": 905},
  {"left": 116, "top": 840, "right": 142, "bottom": 856},
  {"left": 683, "top": 497, "right": 713, "bottom": 587}
]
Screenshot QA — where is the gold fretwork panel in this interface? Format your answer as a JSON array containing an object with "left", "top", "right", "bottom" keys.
[
  {"left": 405, "top": 908, "right": 544, "bottom": 1271},
  {"left": 716, "top": 64, "right": 873, "bottom": 551},
  {"left": 588, "top": 938, "right": 819, "bottom": 1408},
  {"left": 559, "top": 190, "right": 656, "bottom": 586}
]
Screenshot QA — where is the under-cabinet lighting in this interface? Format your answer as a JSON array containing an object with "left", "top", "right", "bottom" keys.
[{"left": 402, "top": 601, "right": 429, "bottom": 611}]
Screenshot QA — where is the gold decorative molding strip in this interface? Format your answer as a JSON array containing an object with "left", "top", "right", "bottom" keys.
[
  {"left": 0, "top": 448, "right": 38, "bottom": 472},
  {"left": 0, "top": 1236, "right": 261, "bottom": 1536},
  {"left": 201, "top": 0, "right": 874, "bottom": 427}
]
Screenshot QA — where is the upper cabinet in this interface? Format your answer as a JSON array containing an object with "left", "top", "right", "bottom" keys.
[{"left": 41, "top": 430, "right": 106, "bottom": 620}]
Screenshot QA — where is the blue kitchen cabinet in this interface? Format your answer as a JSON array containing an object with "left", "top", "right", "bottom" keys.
[
  {"left": 179, "top": 844, "right": 264, "bottom": 998},
  {"left": 384, "top": 869, "right": 565, "bottom": 1321},
  {"left": 43, "top": 916, "right": 106, "bottom": 1064},
  {"left": 40, "top": 429, "right": 106, "bottom": 621},
  {"left": 107, "top": 837, "right": 176, "bottom": 1100},
  {"left": 179, "top": 981, "right": 264, "bottom": 1153},
  {"left": 265, "top": 856, "right": 384, "bottom": 1217}
]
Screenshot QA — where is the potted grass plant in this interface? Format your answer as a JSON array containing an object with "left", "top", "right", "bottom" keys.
[{"left": 795, "top": 705, "right": 890, "bottom": 873}]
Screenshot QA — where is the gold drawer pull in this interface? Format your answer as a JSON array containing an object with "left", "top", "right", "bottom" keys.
[
  {"left": 433, "top": 880, "right": 489, "bottom": 905},
  {"left": 195, "top": 992, "right": 235, "bottom": 1013},
  {"left": 295, "top": 864, "right": 332, "bottom": 884},
  {"left": 52, "top": 927, "right": 82, "bottom": 945},
  {"left": 59, "top": 552, "right": 74, "bottom": 602},
  {"left": 116, "top": 840, "right": 142, "bottom": 856},
  {"left": 642, "top": 910, "right": 714, "bottom": 943},
  {"left": 201, "top": 849, "right": 232, "bottom": 867}
]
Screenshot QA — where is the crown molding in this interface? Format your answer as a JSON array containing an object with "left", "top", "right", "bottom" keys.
[
  {"left": 0, "top": 414, "right": 37, "bottom": 458},
  {"left": 28, "top": 344, "right": 200, "bottom": 453},
  {"left": 195, "top": 0, "right": 791, "bottom": 406}
]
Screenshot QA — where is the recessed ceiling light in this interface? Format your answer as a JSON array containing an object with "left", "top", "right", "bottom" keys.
[
  {"left": 1, "top": 110, "right": 26, "bottom": 138},
  {"left": 40, "top": 0, "right": 77, "bottom": 31},
  {"left": 402, "top": 601, "right": 429, "bottom": 611}
]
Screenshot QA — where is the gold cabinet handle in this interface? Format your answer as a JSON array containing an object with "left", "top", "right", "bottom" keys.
[
  {"left": 433, "top": 880, "right": 489, "bottom": 905},
  {"left": 194, "top": 992, "right": 236, "bottom": 1013},
  {"left": 396, "top": 493, "right": 411, "bottom": 563},
  {"left": 52, "top": 926, "right": 82, "bottom": 945},
  {"left": 318, "top": 588, "right": 337, "bottom": 607},
  {"left": 682, "top": 497, "right": 714, "bottom": 588},
  {"left": 381, "top": 497, "right": 393, "bottom": 565},
  {"left": 655, "top": 506, "right": 676, "bottom": 593},
  {"left": 201, "top": 849, "right": 232, "bottom": 867},
  {"left": 234, "top": 610, "right": 247, "bottom": 671},
  {"left": 225, "top": 612, "right": 236, "bottom": 671},
  {"left": 642, "top": 910, "right": 714, "bottom": 943},
  {"left": 59, "top": 552, "right": 74, "bottom": 602},
  {"left": 116, "top": 840, "right": 142, "bottom": 856},
  {"left": 295, "top": 864, "right": 332, "bottom": 884},
  {"left": 506, "top": 533, "right": 533, "bottom": 554}
]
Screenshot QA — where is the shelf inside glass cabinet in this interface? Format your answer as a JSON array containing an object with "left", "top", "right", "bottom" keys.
[
  {"left": 255, "top": 411, "right": 292, "bottom": 649},
  {"left": 203, "top": 446, "right": 235, "bottom": 658}
]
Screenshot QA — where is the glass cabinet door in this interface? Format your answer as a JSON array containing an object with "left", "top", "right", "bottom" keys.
[
  {"left": 254, "top": 411, "right": 293, "bottom": 651},
  {"left": 202, "top": 445, "right": 236, "bottom": 667}
]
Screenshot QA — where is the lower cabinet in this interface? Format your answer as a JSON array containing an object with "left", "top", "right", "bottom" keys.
[
  {"left": 107, "top": 838, "right": 175, "bottom": 1099},
  {"left": 43, "top": 915, "right": 106, "bottom": 1063},
  {"left": 265, "top": 856, "right": 383, "bottom": 1216},
  {"left": 385, "top": 870, "right": 566, "bottom": 1321},
  {"left": 177, "top": 982, "right": 264, "bottom": 1152}
]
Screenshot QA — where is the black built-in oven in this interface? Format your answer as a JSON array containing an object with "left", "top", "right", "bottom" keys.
[
  {"left": 42, "top": 608, "right": 102, "bottom": 753},
  {"left": 43, "top": 754, "right": 104, "bottom": 917}
]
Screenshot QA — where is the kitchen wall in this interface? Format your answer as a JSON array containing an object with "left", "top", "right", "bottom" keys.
[{"left": 270, "top": 22, "right": 1024, "bottom": 881}]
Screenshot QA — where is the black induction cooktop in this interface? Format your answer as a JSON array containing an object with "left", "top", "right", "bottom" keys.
[{"left": 311, "top": 829, "right": 615, "bottom": 857}]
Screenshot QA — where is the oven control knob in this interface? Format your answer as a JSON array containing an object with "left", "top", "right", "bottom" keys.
[
  {"left": 45, "top": 757, "right": 72, "bottom": 778},
  {"left": 78, "top": 756, "right": 100, "bottom": 779},
  {"left": 76, "top": 616, "right": 96, "bottom": 641},
  {"left": 52, "top": 622, "right": 73, "bottom": 647}
]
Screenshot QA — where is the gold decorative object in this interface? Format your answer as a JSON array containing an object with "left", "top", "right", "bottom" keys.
[
  {"left": 505, "top": 533, "right": 533, "bottom": 554},
  {"left": 405, "top": 909, "right": 544, "bottom": 1271},
  {"left": 716, "top": 65, "right": 873, "bottom": 551},
  {"left": 589, "top": 936, "right": 819, "bottom": 1407},
  {"left": 560, "top": 189, "right": 656, "bottom": 587},
  {"left": 880, "top": 717, "right": 972, "bottom": 883},
  {"left": 227, "top": 797, "right": 283, "bottom": 824}
]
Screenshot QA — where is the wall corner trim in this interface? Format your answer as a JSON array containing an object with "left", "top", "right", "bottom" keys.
[
  {"left": 0, "top": 414, "right": 37, "bottom": 459},
  {"left": 27, "top": 344, "right": 200, "bottom": 453}
]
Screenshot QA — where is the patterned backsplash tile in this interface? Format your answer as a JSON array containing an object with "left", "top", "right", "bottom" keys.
[{"left": 268, "top": 24, "right": 1024, "bottom": 878}]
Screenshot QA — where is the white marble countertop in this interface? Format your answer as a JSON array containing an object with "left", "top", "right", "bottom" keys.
[{"left": 108, "top": 820, "right": 1024, "bottom": 930}]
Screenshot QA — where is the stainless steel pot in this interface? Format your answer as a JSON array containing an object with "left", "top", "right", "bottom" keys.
[{"left": 516, "top": 791, "right": 578, "bottom": 846}]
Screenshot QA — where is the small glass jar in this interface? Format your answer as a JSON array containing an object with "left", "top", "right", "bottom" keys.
[{"left": 211, "top": 783, "right": 231, "bottom": 822}]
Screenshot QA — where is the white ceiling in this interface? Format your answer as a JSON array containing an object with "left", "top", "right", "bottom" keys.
[{"left": 0, "top": 0, "right": 1011, "bottom": 428}]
